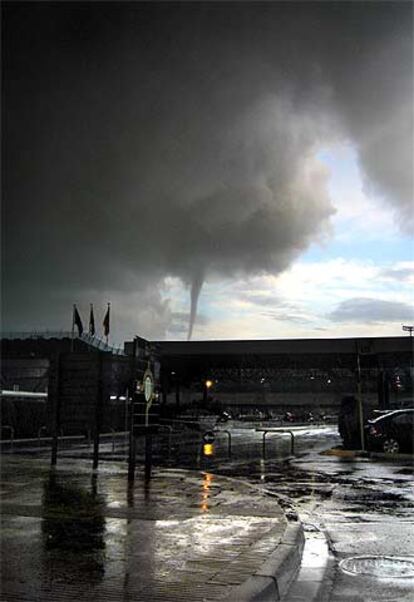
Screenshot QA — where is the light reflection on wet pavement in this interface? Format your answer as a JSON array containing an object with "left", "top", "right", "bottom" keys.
[
  {"left": 2, "top": 425, "right": 413, "bottom": 601},
  {"left": 1, "top": 456, "right": 287, "bottom": 601}
]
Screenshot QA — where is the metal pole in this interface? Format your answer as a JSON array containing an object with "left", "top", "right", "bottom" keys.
[
  {"left": 262, "top": 431, "right": 267, "bottom": 459},
  {"left": 124, "top": 388, "right": 129, "bottom": 458},
  {"left": 223, "top": 430, "right": 232, "bottom": 457},
  {"left": 127, "top": 341, "right": 138, "bottom": 482},
  {"left": 93, "top": 354, "right": 104, "bottom": 470},
  {"left": 51, "top": 352, "right": 62, "bottom": 466},
  {"left": 144, "top": 432, "right": 153, "bottom": 481},
  {"left": 356, "top": 349, "right": 365, "bottom": 451},
  {"left": 128, "top": 396, "right": 136, "bottom": 481},
  {"left": 288, "top": 430, "right": 295, "bottom": 455}
]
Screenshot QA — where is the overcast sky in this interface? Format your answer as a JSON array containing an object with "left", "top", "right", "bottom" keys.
[{"left": 2, "top": 1, "right": 413, "bottom": 344}]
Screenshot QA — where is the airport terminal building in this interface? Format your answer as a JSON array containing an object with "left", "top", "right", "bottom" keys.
[
  {"left": 1, "top": 332, "right": 412, "bottom": 436},
  {"left": 157, "top": 336, "right": 413, "bottom": 414}
]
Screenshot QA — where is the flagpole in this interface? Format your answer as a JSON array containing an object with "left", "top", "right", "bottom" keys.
[
  {"left": 71, "top": 304, "right": 75, "bottom": 352},
  {"left": 89, "top": 303, "right": 95, "bottom": 338},
  {"left": 106, "top": 302, "right": 110, "bottom": 346}
]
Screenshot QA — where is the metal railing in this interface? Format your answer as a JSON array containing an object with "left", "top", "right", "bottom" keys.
[
  {"left": 0, "top": 330, "right": 125, "bottom": 356},
  {"left": 256, "top": 428, "right": 296, "bottom": 458},
  {"left": 214, "top": 428, "right": 232, "bottom": 457}
]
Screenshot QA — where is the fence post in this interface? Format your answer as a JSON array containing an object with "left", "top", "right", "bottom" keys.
[
  {"left": 51, "top": 352, "right": 62, "bottom": 466},
  {"left": 93, "top": 353, "right": 104, "bottom": 471}
]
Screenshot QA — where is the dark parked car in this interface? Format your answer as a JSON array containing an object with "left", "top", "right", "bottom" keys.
[{"left": 365, "top": 409, "right": 414, "bottom": 454}]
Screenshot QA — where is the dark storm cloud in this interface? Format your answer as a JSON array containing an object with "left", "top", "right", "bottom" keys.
[
  {"left": 329, "top": 298, "right": 414, "bottom": 324},
  {"left": 2, "top": 2, "right": 412, "bottom": 339}
]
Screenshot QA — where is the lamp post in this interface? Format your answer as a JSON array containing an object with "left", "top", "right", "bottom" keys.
[
  {"left": 355, "top": 342, "right": 365, "bottom": 451},
  {"left": 402, "top": 325, "right": 414, "bottom": 394},
  {"left": 202, "top": 379, "right": 213, "bottom": 406}
]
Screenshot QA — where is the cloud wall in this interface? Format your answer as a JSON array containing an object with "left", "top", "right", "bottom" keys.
[{"left": 3, "top": 2, "right": 412, "bottom": 339}]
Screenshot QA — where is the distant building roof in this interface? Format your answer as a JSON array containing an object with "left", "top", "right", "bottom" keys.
[{"left": 155, "top": 336, "right": 412, "bottom": 357}]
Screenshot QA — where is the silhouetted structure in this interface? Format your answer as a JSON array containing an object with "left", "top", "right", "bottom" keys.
[{"left": 1, "top": 333, "right": 412, "bottom": 436}]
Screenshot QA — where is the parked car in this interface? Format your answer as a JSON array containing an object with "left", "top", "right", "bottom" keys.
[{"left": 365, "top": 409, "right": 414, "bottom": 454}]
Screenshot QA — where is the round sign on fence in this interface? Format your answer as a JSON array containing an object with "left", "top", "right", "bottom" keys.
[
  {"left": 144, "top": 372, "right": 154, "bottom": 403},
  {"left": 142, "top": 368, "right": 155, "bottom": 403}
]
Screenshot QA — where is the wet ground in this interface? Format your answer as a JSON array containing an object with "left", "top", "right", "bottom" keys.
[
  {"left": 193, "top": 425, "right": 414, "bottom": 602},
  {"left": 0, "top": 453, "right": 288, "bottom": 602},
  {"left": 2, "top": 424, "right": 413, "bottom": 601}
]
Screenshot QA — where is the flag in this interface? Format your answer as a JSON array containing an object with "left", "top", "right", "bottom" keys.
[
  {"left": 89, "top": 304, "right": 95, "bottom": 336},
  {"left": 103, "top": 304, "right": 110, "bottom": 337},
  {"left": 73, "top": 305, "right": 83, "bottom": 336}
]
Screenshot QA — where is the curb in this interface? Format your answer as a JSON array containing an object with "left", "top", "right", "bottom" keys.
[
  {"left": 367, "top": 451, "right": 414, "bottom": 461},
  {"left": 283, "top": 528, "right": 334, "bottom": 602},
  {"left": 320, "top": 447, "right": 413, "bottom": 462},
  {"left": 224, "top": 523, "right": 305, "bottom": 601}
]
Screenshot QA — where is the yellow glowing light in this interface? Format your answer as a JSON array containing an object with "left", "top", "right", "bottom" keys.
[
  {"left": 205, "top": 379, "right": 213, "bottom": 389},
  {"left": 203, "top": 443, "right": 214, "bottom": 456},
  {"left": 201, "top": 503, "right": 209, "bottom": 512},
  {"left": 203, "top": 472, "right": 212, "bottom": 490}
]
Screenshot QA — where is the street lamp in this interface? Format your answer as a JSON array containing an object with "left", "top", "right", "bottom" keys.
[
  {"left": 202, "top": 378, "right": 213, "bottom": 409},
  {"left": 402, "top": 325, "right": 414, "bottom": 392}
]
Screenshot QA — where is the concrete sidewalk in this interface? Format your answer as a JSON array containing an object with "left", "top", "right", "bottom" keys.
[{"left": 0, "top": 456, "right": 303, "bottom": 601}]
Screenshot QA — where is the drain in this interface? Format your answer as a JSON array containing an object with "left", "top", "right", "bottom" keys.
[{"left": 339, "top": 556, "right": 414, "bottom": 578}]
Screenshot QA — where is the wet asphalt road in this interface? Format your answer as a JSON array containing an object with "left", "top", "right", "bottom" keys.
[
  {"left": 134, "top": 421, "right": 414, "bottom": 602},
  {"left": 193, "top": 424, "right": 414, "bottom": 602},
  {"left": 68, "top": 423, "right": 414, "bottom": 601},
  {"left": 4, "top": 423, "right": 414, "bottom": 601}
]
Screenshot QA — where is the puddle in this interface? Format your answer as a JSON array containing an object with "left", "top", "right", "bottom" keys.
[{"left": 339, "top": 556, "right": 414, "bottom": 578}]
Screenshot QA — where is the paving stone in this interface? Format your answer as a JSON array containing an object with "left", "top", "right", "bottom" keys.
[{"left": 0, "top": 456, "right": 292, "bottom": 602}]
